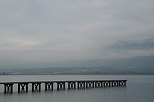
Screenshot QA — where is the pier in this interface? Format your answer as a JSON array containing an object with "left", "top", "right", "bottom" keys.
[{"left": 0, "top": 80, "right": 127, "bottom": 94}]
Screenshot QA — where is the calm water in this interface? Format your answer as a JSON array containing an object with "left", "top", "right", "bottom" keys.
[{"left": 0, "top": 75, "right": 153, "bottom": 102}]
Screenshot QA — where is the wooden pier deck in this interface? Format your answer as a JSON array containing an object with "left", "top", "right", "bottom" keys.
[{"left": 0, "top": 80, "right": 127, "bottom": 94}]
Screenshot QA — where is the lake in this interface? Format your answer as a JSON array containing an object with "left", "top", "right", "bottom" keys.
[{"left": 0, "top": 75, "right": 153, "bottom": 102}]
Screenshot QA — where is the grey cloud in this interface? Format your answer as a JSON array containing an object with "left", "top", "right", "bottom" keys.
[
  {"left": 109, "top": 39, "right": 154, "bottom": 50},
  {"left": 0, "top": 0, "right": 154, "bottom": 68}
]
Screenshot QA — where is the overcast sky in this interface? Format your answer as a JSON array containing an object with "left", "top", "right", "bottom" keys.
[{"left": 0, "top": 0, "right": 154, "bottom": 68}]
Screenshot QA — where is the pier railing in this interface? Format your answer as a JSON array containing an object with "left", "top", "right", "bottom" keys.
[{"left": 0, "top": 80, "right": 127, "bottom": 94}]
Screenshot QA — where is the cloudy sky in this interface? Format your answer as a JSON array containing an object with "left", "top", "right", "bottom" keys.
[{"left": 0, "top": 0, "right": 154, "bottom": 68}]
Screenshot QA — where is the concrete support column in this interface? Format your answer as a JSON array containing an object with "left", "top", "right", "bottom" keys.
[
  {"left": 32, "top": 83, "right": 41, "bottom": 92},
  {"left": 124, "top": 81, "right": 127, "bottom": 86},
  {"left": 110, "top": 81, "right": 113, "bottom": 87},
  {"left": 68, "top": 82, "right": 76, "bottom": 89},
  {"left": 105, "top": 82, "right": 109, "bottom": 87},
  {"left": 57, "top": 82, "right": 65, "bottom": 90},
  {"left": 45, "top": 82, "right": 53, "bottom": 91},
  {"left": 86, "top": 81, "right": 94, "bottom": 88},
  {"left": 103, "top": 81, "right": 106, "bottom": 87},
  {"left": 4, "top": 83, "right": 13, "bottom": 94},
  {"left": 113, "top": 81, "right": 117, "bottom": 87},
  {"left": 117, "top": 81, "right": 120, "bottom": 86},
  {"left": 18, "top": 83, "right": 29, "bottom": 93},
  {"left": 77, "top": 82, "right": 85, "bottom": 89},
  {"left": 95, "top": 81, "right": 102, "bottom": 88},
  {"left": 108, "top": 82, "right": 111, "bottom": 87}
]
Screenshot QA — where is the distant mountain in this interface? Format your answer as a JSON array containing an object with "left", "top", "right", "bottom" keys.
[
  {"left": 63, "top": 55, "right": 154, "bottom": 71},
  {"left": 0, "top": 55, "right": 154, "bottom": 75}
]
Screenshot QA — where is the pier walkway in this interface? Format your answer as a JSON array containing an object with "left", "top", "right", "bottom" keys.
[{"left": 0, "top": 80, "right": 127, "bottom": 94}]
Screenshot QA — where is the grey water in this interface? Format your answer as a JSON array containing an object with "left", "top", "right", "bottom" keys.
[{"left": 0, "top": 75, "right": 153, "bottom": 102}]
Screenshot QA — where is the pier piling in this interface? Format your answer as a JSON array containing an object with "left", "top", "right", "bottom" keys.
[
  {"left": 68, "top": 82, "right": 76, "bottom": 89},
  {"left": 45, "top": 82, "right": 53, "bottom": 91},
  {"left": 18, "top": 83, "right": 28, "bottom": 93},
  {"left": 4, "top": 83, "right": 13, "bottom": 94},
  {"left": 57, "top": 82, "right": 65, "bottom": 90},
  {"left": 0, "top": 80, "right": 127, "bottom": 94},
  {"left": 32, "top": 83, "right": 41, "bottom": 92}
]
